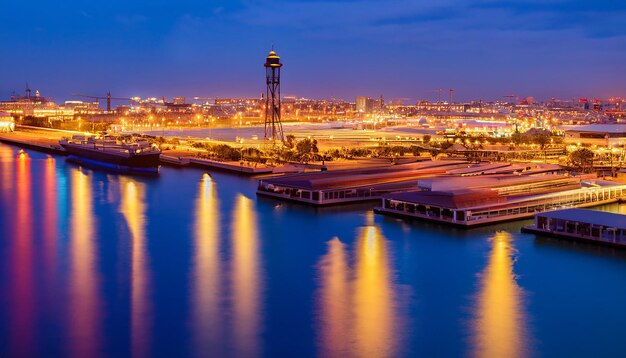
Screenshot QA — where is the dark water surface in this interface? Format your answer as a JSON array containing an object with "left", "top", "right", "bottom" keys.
[{"left": 1, "top": 143, "right": 626, "bottom": 357}]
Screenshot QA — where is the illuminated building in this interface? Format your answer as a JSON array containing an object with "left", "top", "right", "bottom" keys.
[
  {"left": 0, "top": 112, "right": 15, "bottom": 132},
  {"left": 563, "top": 124, "right": 626, "bottom": 147},
  {"left": 356, "top": 96, "right": 376, "bottom": 114}
]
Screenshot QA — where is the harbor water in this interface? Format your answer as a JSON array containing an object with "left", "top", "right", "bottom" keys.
[{"left": 1, "top": 143, "right": 626, "bottom": 357}]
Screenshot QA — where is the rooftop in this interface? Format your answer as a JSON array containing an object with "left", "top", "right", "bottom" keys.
[
  {"left": 561, "top": 124, "right": 626, "bottom": 134},
  {"left": 537, "top": 209, "right": 626, "bottom": 229}
]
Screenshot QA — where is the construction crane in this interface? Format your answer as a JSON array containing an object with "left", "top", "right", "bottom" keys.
[
  {"left": 431, "top": 88, "right": 444, "bottom": 102},
  {"left": 71, "top": 92, "right": 130, "bottom": 112}
]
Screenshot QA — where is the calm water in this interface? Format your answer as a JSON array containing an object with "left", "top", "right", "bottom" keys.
[{"left": 1, "top": 143, "right": 626, "bottom": 357}]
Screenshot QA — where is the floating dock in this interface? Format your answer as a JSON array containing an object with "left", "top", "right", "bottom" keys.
[
  {"left": 375, "top": 178, "right": 626, "bottom": 226},
  {"left": 159, "top": 154, "right": 190, "bottom": 167},
  {"left": 522, "top": 209, "right": 626, "bottom": 248}
]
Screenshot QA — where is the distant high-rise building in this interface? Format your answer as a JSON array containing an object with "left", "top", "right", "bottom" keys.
[
  {"left": 356, "top": 96, "right": 367, "bottom": 113},
  {"left": 356, "top": 96, "right": 376, "bottom": 114},
  {"left": 173, "top": 97, "right": 186, "bottom": 105}
]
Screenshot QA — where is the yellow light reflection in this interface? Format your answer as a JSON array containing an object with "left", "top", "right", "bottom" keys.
[
  {"left": 231, "top": 194, "right": 261, "bottom": 357},
  {"left": 318, "top": 237, "right": 350, "bottom": 356},
  {"left": 191, "top": 173, "right": 222, "bottom": 355},
  {"left": 69, "top": 169, "right": 101, "bottom": 357},
  {"left": 353, "top": 222, "right": 396, "bottom": 357},
  {"left": 317, "top": 212, "right": 400, "bottom": 357},
  {"left": 0, "top": 146, "right": 15, "bottom": 198},
  {"left": 119, "top": 177, "right": 150, "bottom": 358},
  {"left": 472, "top": 231, "right": 528, "bottom": 358}
]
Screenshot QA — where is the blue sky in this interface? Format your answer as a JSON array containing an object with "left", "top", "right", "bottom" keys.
[{"left": 1, "top": 0, "right": 625, "bottom": 102}]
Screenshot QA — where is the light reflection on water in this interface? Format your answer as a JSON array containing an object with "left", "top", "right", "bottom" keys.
[
  {"left": 191, "top": 173, "right": 222, "bottom": 356},
  {"left": 2, "top": 143, "right": 626, "bottom": 357},
  {"left": 472, "top": 231, "right": 529, "bottom": 358},
  {"left": 10, "top": 153, "right": 35, "bottom": 357},
  {"left": 68, "top": 169, "right": 102, "bottom": 357},
  {"left": 317, "top": 212, "right": 402, "bottom": 358},
  {"left": 43, "top": 157, "right": 58, "bottom": 269},
  {"left": 119, "top": 177, "right": 151, "bottom": 358},
  {"left": 230, "top": 194, "right": 262, "bottom": 358},
  {"left": 0, "top": 146, "right": 14, "bottom": 196}
]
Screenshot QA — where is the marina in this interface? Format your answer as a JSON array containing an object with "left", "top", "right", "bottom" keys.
[
  {"left": 4, "top": 2, "right": 626, "bottom": 356},
  {"left": 522, "top": 209, "right": 626, "bottom": 248},
  {"left": 2, "top": 142, "right": 626, "bottom": 357}
]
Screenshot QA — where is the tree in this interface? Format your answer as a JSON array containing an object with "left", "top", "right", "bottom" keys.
[
  {"left": 568, "top": 148, "right": 594, "bottom": 172},
  {"left": 295, "top": 138, "right": 319, "bottom": 163},
  {"left": 511, "top": 132, "right": 524, "bottom": 146},
  {"left": 524, "top": 128, "right": 551, "bottom": 149},
  {"left": 284, "top": 134, "right": 296, "bottom": 150},
  {"left": 422, "top": 134, "right": 431, "bottom": 144}
]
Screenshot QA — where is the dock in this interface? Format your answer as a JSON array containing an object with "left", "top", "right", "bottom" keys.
[
  {"left": 0, "top": 133, "right": 67, "bottom": 155},
  {"left": 375, "top": 177, "right": 626, "bottom": 227},
  {"left": 188, "top": 157, "right": 274, "bottom": 175},
  {"left": 522, "top": 209, "right": 626, "bottom": 248}
]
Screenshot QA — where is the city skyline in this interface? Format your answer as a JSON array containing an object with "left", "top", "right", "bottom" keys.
[{"left": 2, "top": 0, "right": 626, "bottom": 102}]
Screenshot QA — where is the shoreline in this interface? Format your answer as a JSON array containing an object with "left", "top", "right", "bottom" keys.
[{"left": 0, "top": 126, "right": 411, "bottom": 175}]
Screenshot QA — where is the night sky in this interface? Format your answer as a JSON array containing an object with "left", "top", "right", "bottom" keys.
[{"left": 1, "top": 0, "right": 625, "bottom": 102}]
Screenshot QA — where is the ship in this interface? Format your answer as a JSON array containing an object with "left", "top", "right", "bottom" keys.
[{"left": 60, "top": 134, "right": 161, "bottom": 174}]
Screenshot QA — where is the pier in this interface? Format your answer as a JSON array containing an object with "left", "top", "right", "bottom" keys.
[
  {"left": 522, "top": 209, "right": 626, "bottom": 248},
  {"left": 188, "top": 157, "right": 274, "bottom": 175},
  {"left": 0, "top": 130, "right": 67, "bottom": 155},
  {"left": 375, "top": 180, "right": 626, "bottom": 227}
]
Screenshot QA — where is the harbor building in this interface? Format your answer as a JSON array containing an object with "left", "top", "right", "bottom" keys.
[
  {"left": 257, "top": 161, "right": 564, "bottom": 206},
  {"left": 375, "top": 178, "right": 626, "bottom": 227},
  {"left": 562, "top": 124, "right": 626, "bottom": 147},
  {"left": 257, "top": 160, "right": 469, "bottom": 205},
  {"left": 522, "top": 209, "right": 626, "bottom": 248}
]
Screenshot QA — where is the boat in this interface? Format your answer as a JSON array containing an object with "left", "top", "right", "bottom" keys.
[{"left": 60, "top": 134, "right": 161, "bottom": 174}]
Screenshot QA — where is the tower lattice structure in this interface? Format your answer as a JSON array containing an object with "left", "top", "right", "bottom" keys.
[{"left": 264, "top": 50, "right": 284, "bottom": 143}]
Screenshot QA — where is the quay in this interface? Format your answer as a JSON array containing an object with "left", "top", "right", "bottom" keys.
[
  {"left": 375, "top": 177, "right": 626, "bottom": 227},
  {"left": 188, "top": 157, "right": 274, "bottom": 175},
  {"left": 0, "top": 131, "right": 67, "bottom": 155},
  {"left": 0, "top": 128, "right": 277, "bottom": 175},
  {"left": 522, "top": 209, "right": 626, "bottom": 248}
]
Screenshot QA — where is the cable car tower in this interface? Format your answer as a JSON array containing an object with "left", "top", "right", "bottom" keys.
[{"left": 264, "top": 49, "right": 284, "bottom": 143}]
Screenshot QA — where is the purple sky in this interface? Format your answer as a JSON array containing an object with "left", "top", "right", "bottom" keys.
[{"left": 1, "top": 0, "right": 625, "bottom": 103}]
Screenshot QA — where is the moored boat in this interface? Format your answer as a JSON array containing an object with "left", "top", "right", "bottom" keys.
[{"left": 60, "top": 135, "right": 161, "bottom": 174}]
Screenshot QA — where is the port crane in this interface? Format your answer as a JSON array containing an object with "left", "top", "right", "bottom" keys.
[
  {"left": 431, "top": 88, "right": 444, "bottom": 102},
  {"left": 71, "top": 92, "right": 131, "bottom": 112}
]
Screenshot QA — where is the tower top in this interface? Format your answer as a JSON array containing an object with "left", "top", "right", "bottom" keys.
[{"left": 265, "top": 50, "right": 282, "bottom": 68}]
